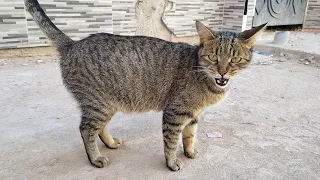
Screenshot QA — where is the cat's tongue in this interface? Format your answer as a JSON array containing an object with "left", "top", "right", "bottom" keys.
[{"left": 215, "top": 78, "right": 229, "bottom": 86}]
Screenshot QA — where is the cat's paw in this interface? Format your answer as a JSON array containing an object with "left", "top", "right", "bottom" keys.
[
  {"left": 166, "top": 158, "right": 183, "bottom": 171},
  {"left": 108, "top": 138, "right": 122, "bottom": 149},
  {"left": 91, "top": 156, "right": 109, "bottom": 168},
  {"left": 184, "top": 149, "right": 198, "bottom": 159}
]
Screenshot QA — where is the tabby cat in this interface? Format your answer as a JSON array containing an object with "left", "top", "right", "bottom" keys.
[{"left": 25, "top": 0, "right": 266, "bottom": 171}]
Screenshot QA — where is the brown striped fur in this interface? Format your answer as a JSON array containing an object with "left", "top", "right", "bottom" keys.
[{"left": 25, "top": 0, "right": 266, "bottom": 171}]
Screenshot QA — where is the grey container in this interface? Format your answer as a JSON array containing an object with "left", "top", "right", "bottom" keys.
[{"left": 273, "top": 31, "right": 290, "bottom": 45}]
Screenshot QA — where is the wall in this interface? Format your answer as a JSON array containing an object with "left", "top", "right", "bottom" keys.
[
  {"left": 245, "top": 0, "right": 256, "bottom": 30},
  {"left": 304, "top": 0, "right": 320, "bottom": 29},
  {"left": 0, "top": 0, "right": 249, "bottom": 49},
  {"left": 1, "top": 0, "right": 320, "bottom": 49},
  {"left": 0, "top": 0, "right": 115, "bottom": 48},
  {"left": 222, "top": 0, "right": 245, "bottom": 31},
  {"left": 0, "top": 0, "right": 28, "bottom": 48},
  {"left": 164, "top": 0, "right": 224, "bottom": 37}
]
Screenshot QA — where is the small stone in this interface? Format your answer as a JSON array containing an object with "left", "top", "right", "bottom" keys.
[
  {"left": 307, "top": 55, "right": 315, "bottom": 60},
  {"left": 305, "top": 56, "right": 315, "bottom": 64},
  {"left": 36, "top": 60, "right": 44, "bottom": 63},
  {"left": 307, "top": 59, "right": 315, "bottom": 64},
  {"left": 299, "top": 59, "right": 304, "bottom": 62},
  {"left": 278, "top": 57, "right": 286, "bottom": 62},
  {"left": 280, "top": 53, "right": 285, "bottom": 57},
  {"left": 305, "top": 62, "right": 310, "bottom": 65}
]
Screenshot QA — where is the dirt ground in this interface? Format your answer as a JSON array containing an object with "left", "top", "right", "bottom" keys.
[{"left": 0, "top": 32, "right": 319, "bottom": 180}]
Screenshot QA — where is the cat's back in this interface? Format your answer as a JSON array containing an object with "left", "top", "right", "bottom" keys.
[
  {"left": 74, "top": 32, "right": 173, "bottom": 52},
  {"left": 62, "top": 33, "right": 186, "bottom": 65},
  {"left": 66, "top": 33, "right": 186, "bottom": 82}
]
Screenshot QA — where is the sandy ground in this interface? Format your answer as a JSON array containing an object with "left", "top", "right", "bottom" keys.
[{"left": 0, "top": 33, "right": 320, "bottom": 180}]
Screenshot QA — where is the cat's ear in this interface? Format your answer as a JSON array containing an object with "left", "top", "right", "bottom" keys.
[
  {"left": 238, "top": 23, "right": 268, "bottom": 49},
  {"left": 196, "top": 20, "right": 218, "bottom": 44}
]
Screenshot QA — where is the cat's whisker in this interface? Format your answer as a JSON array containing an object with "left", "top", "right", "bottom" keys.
[
  {"left": 192, "top": 69, "right": 213, "bottom": 73},
  {"left": 191, "top": 66, "right": 209, "bottom": 71},
  {"left": 192, "top": 66, "right": 206, "bottom": 69},
  {"left": 192, "top": 65, "right": 206, "bottom": 68}
]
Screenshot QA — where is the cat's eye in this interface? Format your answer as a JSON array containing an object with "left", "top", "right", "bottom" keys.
[
  {"left": 203, "top": 55, "right": 218, "bottom": 63},
  {"left": 231, "top": 57, "right": 243, "bottom": 63}
]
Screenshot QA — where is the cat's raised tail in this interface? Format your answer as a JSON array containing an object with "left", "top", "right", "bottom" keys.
[{"left": 24, "top": 0, "right": 74, "bottom": 48}]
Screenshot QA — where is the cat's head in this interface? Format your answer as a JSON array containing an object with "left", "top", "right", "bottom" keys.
[{"left": 196, "top": 21, "right": 266, "bottom": 89}]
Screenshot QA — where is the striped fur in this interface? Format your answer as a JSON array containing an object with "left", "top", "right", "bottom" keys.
[{"left": 25, "top": 0, "right": 266, "bottom": 171}]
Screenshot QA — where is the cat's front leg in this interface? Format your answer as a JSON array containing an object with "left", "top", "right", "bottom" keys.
[
  {"left": 162, "top": 108, "right": 194, "bottom": 171},
  {"left": 183, "top": 118, "right": 198, "bottom": 159}
]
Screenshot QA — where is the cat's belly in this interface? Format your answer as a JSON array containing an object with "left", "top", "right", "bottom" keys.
[{"left": 113, "top": 89, "right": 167, "bottom": 113}]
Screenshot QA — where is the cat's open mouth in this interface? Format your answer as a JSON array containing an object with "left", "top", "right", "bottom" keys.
[{"left": 215, "top": 78, "right": 229, "bottom": 87}]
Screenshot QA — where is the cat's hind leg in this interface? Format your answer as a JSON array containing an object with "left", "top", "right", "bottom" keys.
[
  {"left": 99, "top": 125, "right": 122, "bottom": 149},
  {"left": 182, "top": 118, "right": 198, "bottom": 159},
  {"left": 79, "top": 106, "right": 113, "bottom": 168}
]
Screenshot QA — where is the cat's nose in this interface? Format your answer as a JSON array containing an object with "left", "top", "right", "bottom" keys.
[
  {"left": 218, "top": 67, "right": 228, "bottom": 76},
  {"left": 219, "top": 72, "right": 226, "bottom": 77}
]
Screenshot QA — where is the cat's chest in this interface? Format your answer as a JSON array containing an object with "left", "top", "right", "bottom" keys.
[
  {"left": 205, "top": 91, "right": 228, "bottom": 106},
  {"left": 192, "top": 91, "right": 228, "bottom": 117}
]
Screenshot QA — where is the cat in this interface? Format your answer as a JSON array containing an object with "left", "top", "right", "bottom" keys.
[{"left": 25, "top": 0, "right": 266, "bottom": 171}]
